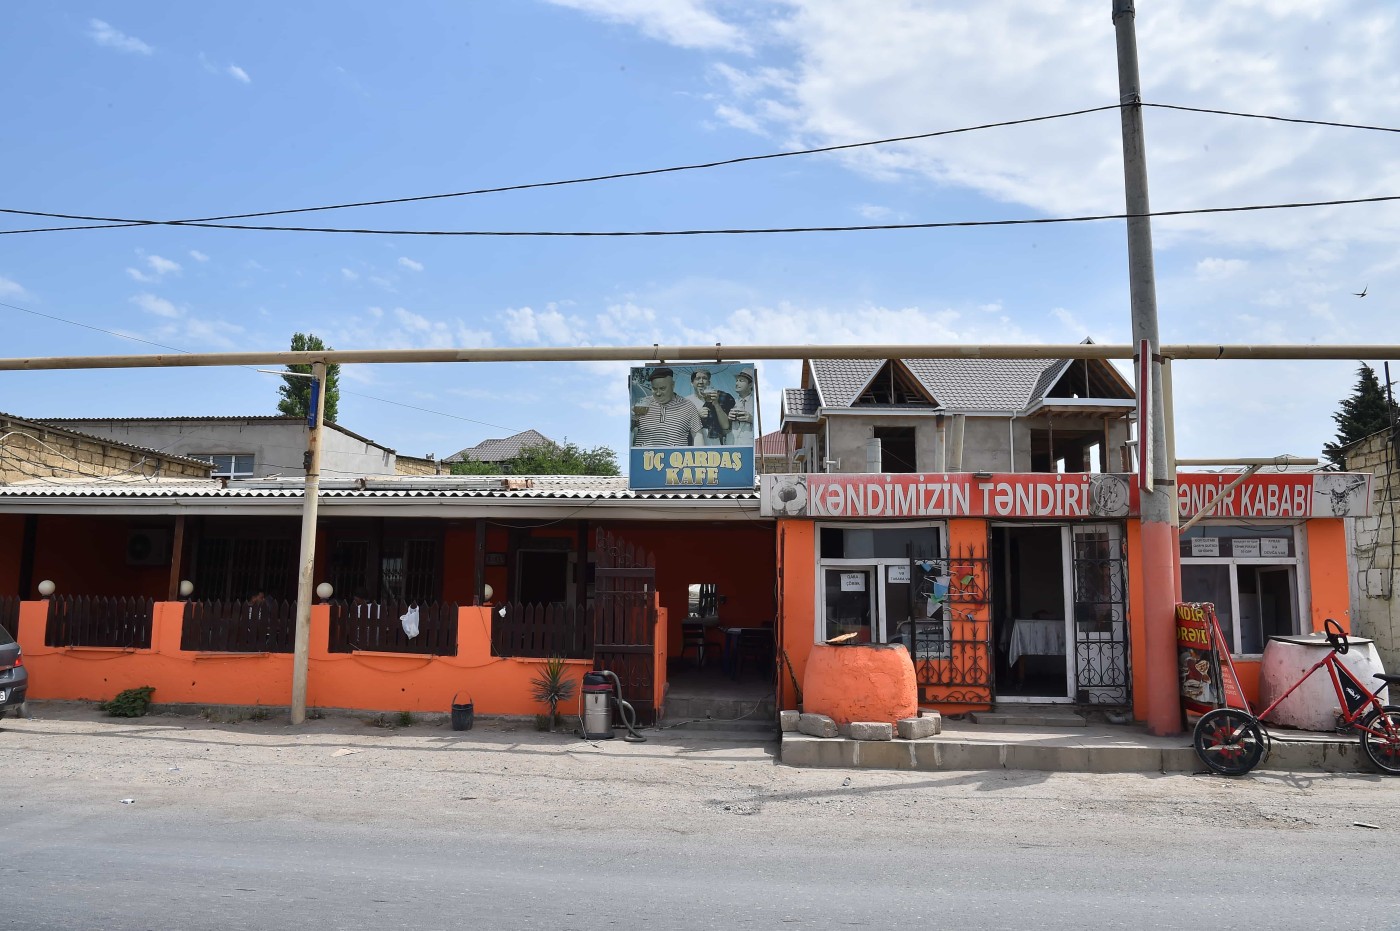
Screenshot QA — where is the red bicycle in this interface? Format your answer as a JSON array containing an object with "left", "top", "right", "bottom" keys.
[{"left": 1193, "top": 619, "right": 1400, "bottom": 776}]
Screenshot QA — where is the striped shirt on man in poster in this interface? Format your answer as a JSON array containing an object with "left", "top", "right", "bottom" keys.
[{"left": 631, "top": 367, "right": 701, "bottom": 447}]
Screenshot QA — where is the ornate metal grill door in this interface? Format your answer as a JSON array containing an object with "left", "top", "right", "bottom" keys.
[{"left": 1071, "top": 522, "right": 1131, "bottom": 706}]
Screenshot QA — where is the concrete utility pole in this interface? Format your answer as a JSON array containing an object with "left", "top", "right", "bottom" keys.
[
  {"left": 289, "top": 362, "right": 326, "bottom": 725},
  {"left": 1114, "top": 0, "right": 1180, "bottom": 735}
]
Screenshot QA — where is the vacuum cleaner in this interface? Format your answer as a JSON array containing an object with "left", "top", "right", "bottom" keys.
[{"left": 580, "top": 669, "right": 646, "bottom": 742}]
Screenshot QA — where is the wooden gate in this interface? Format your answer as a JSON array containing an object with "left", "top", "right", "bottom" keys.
[{"left": 592, "top": 527, "right": 660, "bottom": 725}]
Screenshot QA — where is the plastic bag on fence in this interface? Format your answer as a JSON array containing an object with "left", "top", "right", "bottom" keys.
[{"left": 400, "top": 605, "right": 421, "bottom": 639}]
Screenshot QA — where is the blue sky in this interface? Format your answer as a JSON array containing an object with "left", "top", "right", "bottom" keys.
[{"left": 3, "top": 1, "right": 1399, "bottom": 465}]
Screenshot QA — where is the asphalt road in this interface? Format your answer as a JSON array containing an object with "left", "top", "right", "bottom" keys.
[{"left": 4, "top": 705, "right": 1398, "bottom": 931}]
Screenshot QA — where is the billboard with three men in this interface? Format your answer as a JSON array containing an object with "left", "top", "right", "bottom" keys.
[{"left": 628, "top": 363, "right": 756, "bottom": 491}]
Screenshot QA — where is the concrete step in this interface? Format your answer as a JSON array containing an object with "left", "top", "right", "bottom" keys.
[
  {"left": 665, "top": 695, "right": 776, "bottom": 724},
  {"left": 779, "top": 723, "right": 1388, "bottom": 774},
  {"left": 969, "top": 709, "right": 1087, "bottom": 727}
]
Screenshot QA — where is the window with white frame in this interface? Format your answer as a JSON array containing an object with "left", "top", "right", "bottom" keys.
[
  {"left": 190, "top": 453, "right": 255, "bottom": 479},
  {"left": 816, "top": 523, "right": 946, "bottom": 657},
  {"left": 1179, "top": 522, "right": 1304, "bottom": 655}
]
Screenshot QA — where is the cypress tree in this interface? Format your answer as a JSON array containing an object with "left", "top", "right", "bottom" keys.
[{"left": 1322, "top": 363, "right": 1397, "bottom": 469}]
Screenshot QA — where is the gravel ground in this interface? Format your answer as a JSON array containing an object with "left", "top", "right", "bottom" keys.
[{"left": 4, "top": 699, "right": 1398, "bottom": 845}]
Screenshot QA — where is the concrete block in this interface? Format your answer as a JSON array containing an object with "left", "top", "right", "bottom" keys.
[
  {"left": 848, "top": 721, "right": 893, "bottom": 741},
  {"left": 779, "top": 710, "right": 800, "bottom": 732},
  {"left": 915, "top": 740, "right": 1006, "bottom": 771},
  {"left": 781, "top": 734, "right": 854, "bottom": 768},
  {"left": 797, "top": 712, "right": 838, "bottom": 738},
  {"left": 854, "top": 739, "right": 916, "bottom": 770},
  {"left": 1006, "top": 744, "right": 1091, "bottom": 772},
  {"left": 898, "top": 716, "right": 939, "bottom": 739}
]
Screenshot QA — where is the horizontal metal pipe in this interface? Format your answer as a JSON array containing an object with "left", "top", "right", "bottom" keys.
[
  {"left": 0, "top": 343, "right": 1395, "bottom": 371},
  {"left": 1176, "top": 457, "right": 1319, "bottom": 466}
]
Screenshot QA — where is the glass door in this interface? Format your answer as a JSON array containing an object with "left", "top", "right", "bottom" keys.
[{"left": 822, "top": 567, "right": 874, "bottom": 642}]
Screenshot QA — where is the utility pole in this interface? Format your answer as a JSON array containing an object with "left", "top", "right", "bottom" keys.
[
  {"left": 1114, "top": 0, "right": 1180, "bottom": 735},
  {"left": 290, "top": 361, "right": 326, "bottom": 725}
]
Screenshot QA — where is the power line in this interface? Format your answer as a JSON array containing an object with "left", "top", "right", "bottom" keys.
[
  {"left": 0, "top": 105, "right": 1124, "bottom": 232},
  {"left": 0, "top": 298, "right": 518, "bottom": 434},
  {"left": 1142, "top": 102, "right": 1400, "bottom": 134},
  {"left": 6, "top": 193, "right": 1399, "bottom": 238}
]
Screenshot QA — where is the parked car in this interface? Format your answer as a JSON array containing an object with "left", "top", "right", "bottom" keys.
[{"left": 0, "top": 622, "right": 27, "bottom": 718}]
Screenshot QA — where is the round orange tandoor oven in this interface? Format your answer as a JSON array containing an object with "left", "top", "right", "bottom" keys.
[{"left": 802, "top": 642, "right": 917, "bottom": 727}]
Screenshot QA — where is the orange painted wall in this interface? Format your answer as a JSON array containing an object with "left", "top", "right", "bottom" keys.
[
  {"left": 0, "top": 514, "right": 23, "bottom": 596},
  {"left": 16, "top": 600, "right": 592, "bottom": 717},
  {"left": 1306, "top": 520, "right": 1350, "bottom": 632},
  {"left": 1125, "top": 520, "right": 1149, "bottom": 720},
  {"left": 611, "top": 522, "right": 777, "bottom": 650},
  {"left": 776, "top": 520, "right": 815, "bottom": 709}
]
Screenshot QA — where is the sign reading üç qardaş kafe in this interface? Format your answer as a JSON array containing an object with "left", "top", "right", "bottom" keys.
[
  {"left": 629, "top": 363, "right": 756, "bottom": 490},
  {"left": 760, "top": 472, "right": 1375, "bottom": 519}
]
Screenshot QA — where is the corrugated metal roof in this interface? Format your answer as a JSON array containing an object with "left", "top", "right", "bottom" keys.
[
  {"left": 42, "top": 415, "right": 395, "bottom": 452},
  {"left": 0, "top": 474, "right": 758, "bottom": 501},
  {"left": 757, "top": 430, "right": 797, "bottom": 456},
  {"left": 0, "top": 411, "right": 214, "bottom": 469}
]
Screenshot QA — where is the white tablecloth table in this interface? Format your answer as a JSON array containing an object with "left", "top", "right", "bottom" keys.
[{"left": 1009, "top": 618, "right": 1066, "bottom": 666}]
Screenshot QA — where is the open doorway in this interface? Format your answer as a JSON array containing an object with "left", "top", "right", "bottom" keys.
[{"left": 991, "top": 525, "right": 1071, "bottom": 701}]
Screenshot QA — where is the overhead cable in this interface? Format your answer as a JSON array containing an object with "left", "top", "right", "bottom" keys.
[
  {"left": 0, "top": 104, "right": 1124, "bottom": 232},
  {"left": 5, "top": 193, "right": 1399, "bottom": 238}
]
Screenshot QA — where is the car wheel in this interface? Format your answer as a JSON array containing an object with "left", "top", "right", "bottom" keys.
[{"left": 13, "top": 702, "right": 27, "bottom": 719}]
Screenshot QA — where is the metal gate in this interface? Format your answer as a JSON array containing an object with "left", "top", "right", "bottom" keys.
[
  {"left": 908, "top": 543, "right": 993, "bottom": 705},
  {"left": 591, "top": 527, "right": 660, "bottom": 725},
  {"left": 1070, "top": 523, "right": 1131, "bottom": 706}
]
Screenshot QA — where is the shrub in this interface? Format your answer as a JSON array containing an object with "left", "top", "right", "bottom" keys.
[{"left": 101, "top": 686, "right": 156, "bottom": 718}]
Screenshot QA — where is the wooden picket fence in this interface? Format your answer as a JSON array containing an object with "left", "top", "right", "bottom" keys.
[
  {"left": 45, "top": 595, "right": 154, "bottom": 649},
  {"left": 181, "top": 599, "right": 296, "bottom": 654},
  {"left": 328, "top": 600, "right": 459, "bottom": 656},
  {"left": 491, "top": 602, "right": 592, "bottom": 659}
]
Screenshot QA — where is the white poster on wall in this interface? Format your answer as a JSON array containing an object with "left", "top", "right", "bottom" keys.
[
  {"left": 840, "top": 572, "right": 867, "bottom": 592},
  {"left": 1261, "top": 538, "right": 1290, "bottom": 557},
  {"left": 1231, "top": 539, "right": 1261, "bottom": 558},
  {"left": 887, "top": 565, "right": 910, "bottom": 583},
  {"left": 1191, "top": 538, "right": 1220, "bottom": 557}
]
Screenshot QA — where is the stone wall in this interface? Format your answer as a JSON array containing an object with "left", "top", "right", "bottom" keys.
[
  {"left": 0, "top": 417, "right": 212, "bottom": 483},
  {"left": 394, "top": 455, "right": 441, "bottom": 476},
  {"left": 1345, "top": 428, "right": 1399, "bottom": 668}
]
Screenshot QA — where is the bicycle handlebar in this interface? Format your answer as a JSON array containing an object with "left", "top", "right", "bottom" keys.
[{"left": 1324, "top": 618, "right": 1350, "bottom": 655}]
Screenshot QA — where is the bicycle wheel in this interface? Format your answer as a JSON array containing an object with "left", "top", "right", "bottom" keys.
[
  {"left": 1359, "top": 705, "right": 1400, "bottom": 775},
  {"left": 1194, "top": 708, "right": 1265, "bottom": 775}
]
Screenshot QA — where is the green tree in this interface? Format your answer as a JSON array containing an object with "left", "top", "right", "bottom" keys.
[
  {"left": 277, "top": 332, "right": 341, "bottom": 423},
  {"left": 449, "top": 441, "right": 620, "bottom": 477},
  {"left": 1323, "top": 363, "right": 1398, "bottom": 469}
]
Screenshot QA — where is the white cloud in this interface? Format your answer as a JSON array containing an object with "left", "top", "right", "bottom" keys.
[
  {"left": 341, "top": 268, "right": 359, "bottom": 281},
  {"left": 189, "top": 250, "right": 210, "bottom": 263},
  {"left": 543, "top": 0, "right": 747, "bottom": 51},
  {"left": 130, "top": 293, "right": 180, "bottom": 318},
  {"left": 227, "top": 65, "right": 251, "bottom": 84},
  {"left": 368, "top": 276, "right": 394, "bottom": 290},
  {"left": 398, "top": 257, "right": 425, "bottom": 272},
  {"left": 856, "top": 204, "right": 896, "bottom": 221},
  {"left": 328, "top": 306, "right": 493, "bottom": 350},
  {"left": 88, "top": 19, "right": 153, "bottom": 55},
  {"left": 1196, "top": 257, "right": 1248, "bottom": 279},
  {"left": 0, "top": 276, "right": 26, "bottom": 297},
  {"left": 503, "top": 306, "right": 583, "bottom": 344},
  {"left": 147, "top": 255, "right": 182, "bottom": 276},
  {"left": 126, "top": 268, "right": 155, "bottom": 283}
]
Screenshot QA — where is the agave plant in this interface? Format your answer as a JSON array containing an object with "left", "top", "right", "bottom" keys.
[{"left": 530, "top": 655, "right": 577, "bottom": 733}]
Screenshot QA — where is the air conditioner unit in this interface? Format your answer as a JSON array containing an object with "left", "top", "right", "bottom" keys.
[{"left": 126, "top": 529, "right": 171, "bottom": 566}]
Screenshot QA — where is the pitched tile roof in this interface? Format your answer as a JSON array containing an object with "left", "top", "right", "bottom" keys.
[
  {"left": 782, "top": 388, "right": 819, "bottom": 418},
  {"left": 807, "top": 358, "right": 1063, "bottom": 413},
  {"left": 444, "top": 429, "right": 553, "bottom": 463}
]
